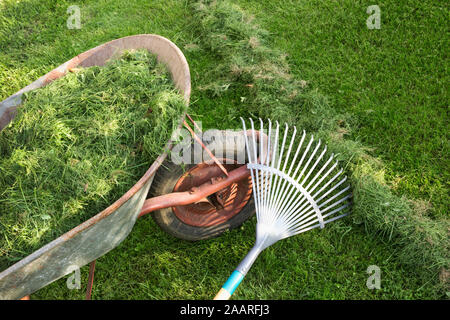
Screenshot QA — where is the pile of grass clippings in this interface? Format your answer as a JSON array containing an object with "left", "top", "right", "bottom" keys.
[
  {"left": 0, "top": 50, "right": 187, "bottom": 270},
  {"left": 188, "top": 0, "right": 449, "bottom": 293}
]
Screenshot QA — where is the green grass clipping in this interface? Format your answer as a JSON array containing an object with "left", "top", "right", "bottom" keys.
[{"left": 0, "top": 50, "right": 187, "bottom": 270}]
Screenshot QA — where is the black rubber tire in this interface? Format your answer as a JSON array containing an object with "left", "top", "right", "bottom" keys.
[{"left": 148, "top": 148, "right": 255, "bottom": 241}]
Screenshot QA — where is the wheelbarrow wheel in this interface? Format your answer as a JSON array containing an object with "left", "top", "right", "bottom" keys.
[{"left": 148, "top": 146, "right": 255, "bottom": 241}]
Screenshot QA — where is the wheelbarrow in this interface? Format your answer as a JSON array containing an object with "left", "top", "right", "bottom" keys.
[{"left": 0, "top": 35, "right": 258, "bottom": 300}]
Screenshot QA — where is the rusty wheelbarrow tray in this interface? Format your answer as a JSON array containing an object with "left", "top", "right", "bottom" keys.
[{"left": 0, "top": 34, "right": 192, "bottom": 300}]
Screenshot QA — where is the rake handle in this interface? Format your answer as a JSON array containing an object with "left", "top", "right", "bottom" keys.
[
  {"left": 214, "top": 245, "right": 263, "bottom": 300},
  {"left": 214, "top": 271, "right": 245, "bottom": 300}
]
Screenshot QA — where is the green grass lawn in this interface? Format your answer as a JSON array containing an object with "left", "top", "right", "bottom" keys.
[
  {"left": 35, "top": 215, "right": 441, "bottom": 299},
  {"left": 235, "top": 0, "right": 449, "bottom": 219},
  {"left": 0, "top": 0, "right": 447, "bottom": 299}
]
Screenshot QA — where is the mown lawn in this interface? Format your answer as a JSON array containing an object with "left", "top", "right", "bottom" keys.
[
  {"left": 0, "top": 0, "right": 447, "bottom": 299},
  {"left": 235, "top": 0, "right": 449, "bottom": 218}
]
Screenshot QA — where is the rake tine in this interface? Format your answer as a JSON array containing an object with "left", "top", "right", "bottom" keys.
[
  {"left": 282, "top": 176, "right": 349, "bottom": 225},
  {"left": 296, "top": 139, "right": 321, "bottom": 184},
  {"left": 305, "top": 156, "right": 336, "bottom": 192},
  {"left": 301, "top": 145, "right": 327, "bottom": 186},
  {"left": 280, "top": 156, "right": 338, "bottom": 218},
  {"left": 241, "top": 118, "right": 260, "bottom": 217}
]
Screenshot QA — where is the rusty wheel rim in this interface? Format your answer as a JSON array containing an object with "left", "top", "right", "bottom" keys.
[{"left": 172, "top": 160, "right": 252, "bottom": 227}]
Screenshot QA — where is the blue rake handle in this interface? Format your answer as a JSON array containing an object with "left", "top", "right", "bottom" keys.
[{"left": 213, "top": 245, "right": 262, "bottom": 300}]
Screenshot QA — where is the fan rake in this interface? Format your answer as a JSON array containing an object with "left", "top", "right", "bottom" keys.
[{"left": 214, "top": 118, "right": 352, "bottom": 300}]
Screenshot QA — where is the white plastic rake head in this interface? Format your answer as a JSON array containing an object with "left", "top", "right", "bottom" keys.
[{"left": 214, "top": 118, "right": 352, "bottom": 300}]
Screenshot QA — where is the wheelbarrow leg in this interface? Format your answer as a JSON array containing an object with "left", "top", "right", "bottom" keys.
[{"left": 85, "top": 260, "right": 96, "bottom": 300}]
